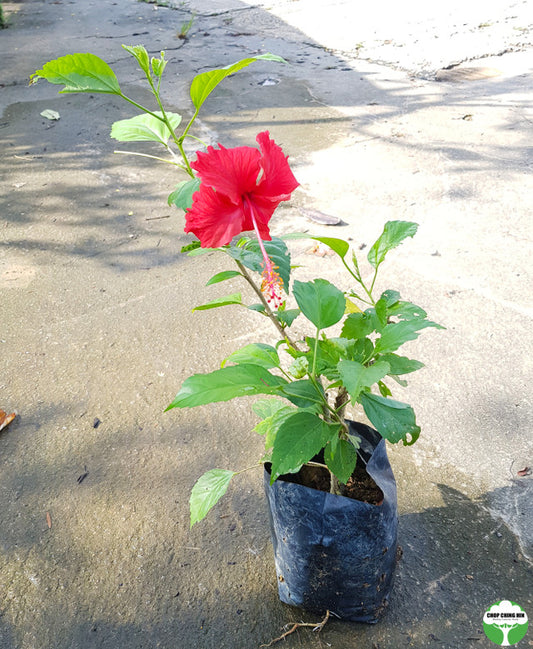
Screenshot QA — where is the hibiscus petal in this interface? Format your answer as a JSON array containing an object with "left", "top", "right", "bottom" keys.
[
  {"left": 191, "top": 144, "right": 261, "bottom": 204},
  {"left": 185, "top": 184, "right": 246, "bottom": 248},
  {"left": 254, "top": 131, "right": 299, "bottom": 200}
]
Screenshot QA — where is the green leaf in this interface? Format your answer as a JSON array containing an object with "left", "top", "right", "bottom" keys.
[
  {"left": 151, "top": 53, "right": 167, "bottom": 78},
  {"left": 229, "top": 237, "right": 291, "bottom": 292},
  {"left": 122, "top": 44, "right": 150, "bottom": 75},
  {"left": 307, "top": 337, "right": 345, "bottom": 381},
  {"left": 277, "top": 379, "right": 325, "bottom": 409},
  {"left": 111, "top": 111, "right": 182, "bottom": 144},
  {"left": 166, "top": 364, "right": 286, "bottom": 409},
  {"left": 387, "top": 300, "right": 428, "bottom": 321},
  {"left": 287, "top": 356, "right": 309, "bottom": 379},
  {"left": 380, "top": 289, "right": 401, "bottom": 307},
  {"left": 253, "top": 404, "right": 296, "bottom": 450},
  {"left": 338, "top": 360, "right": 390, "bottom": 403},
  {"left": 192, "top": 293, "right": 242, "bottom": 311},
  {"left": 378, "top": 380, "right": 392, "bottom": 397},
  {"left": 190, "top": 469, "right": 234, "bottom": 527},
  {"left": 311, "top": 236, "right": 350, "bottom": 259},
  {"left": 190, "top": 53, "right": 286, "bottom": 111},
  {"left": 312, "top": 338, "right": 343, "bottom": 380},
  {"left": 186, "top": 245, "right": 218, "bottom": 257},
  {"left": 222, "top": 343, "right": 280, "bottom": 369},
  {"left": 341, "top": 312, "right": 374, "bottom": 339},
  {"left": 206, "top": 270, "right": 242, "bottom": 286},
  {"left": 360, "top": 392, "right": 421, "bottom": 445},
  {"left": 345, "top": 298, "right": 363, "bottom": 314},
  {"left": 270, "top": 413, "right": 339, "bottom": 482},
  {"left": 375, "top": 318, "right": 444, "bottom": 354},
  {"left": 379, "top": 353, "right": 424, "bottom": 375},
  {"left": 346, "top": 337, "right": 375, "bottom": 363},
  {"left": 247, "top": 303, "right": 266, "bottom": 313},
  {"left": 181, "top": 240, "right": 201, "bottom": 253},
  {"left": 324, "top": 438, "right": 358, "bottom": 484},
  {"left": 30, "top": 53, "right": 122, "bottom": 94},
  {"left": 169, "top": 178, "right": 201, "bottom": 211},
  {"left": 367, "top": 221, "right": 418, "bottom": 269},
  {"left": 310, "top": 337, "right": 374, "bottom": 381},
  {"left": 347, "top": 432, "right": 362, "bottom": 452},
  {"left": 276, "top": 305, "right": 300, "bottom": 328},
  {"left": 252, "top": 398, "right": 286, "bottom": 420},
  {"left": 373, "top": 298, "right": 388, "bottom": 330},
  {"left": 293, "top": 279, "right": 346, "bottom": 330}
]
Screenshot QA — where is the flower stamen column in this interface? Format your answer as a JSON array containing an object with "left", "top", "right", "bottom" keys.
[{"left": 245, "top": 196, "right": 284, "bottom": 309}]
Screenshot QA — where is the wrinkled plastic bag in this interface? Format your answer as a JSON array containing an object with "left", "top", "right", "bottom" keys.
[{"left": 264, "top": 421, "right": 398, "bottom": 623}]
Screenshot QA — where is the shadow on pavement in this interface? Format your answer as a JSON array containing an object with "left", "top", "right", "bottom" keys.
[{"left": 1, "top": 1, "right": 531, "bottom": 648}]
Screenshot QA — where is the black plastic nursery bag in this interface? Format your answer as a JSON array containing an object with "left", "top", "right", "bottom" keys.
[{"left": 264, "top": 421, "right": 398, "bottom": 623}]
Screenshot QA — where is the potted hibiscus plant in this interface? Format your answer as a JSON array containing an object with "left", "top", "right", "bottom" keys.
[{"left": 31, "top": 46, "right": 443, "bottom": 622}]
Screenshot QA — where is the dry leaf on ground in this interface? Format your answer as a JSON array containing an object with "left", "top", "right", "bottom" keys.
[{"left": 0, "top": 409, "right": 16, "bottom": 432}]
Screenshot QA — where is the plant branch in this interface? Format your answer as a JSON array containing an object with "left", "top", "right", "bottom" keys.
[
  {"left": 344, "top": 252, "right": 376, "bottom": 306},
  {"left": 311, "top": 328, "right": 320, "bottom": 378},
  {"left": 233, "top": 463, "right": 263, "bottom": 476},
  {"left": 146, "top": 77, "right": 196, "bottom": 178},
  {"left": 305, "top": 461, "right": 328, "bottom": 470},
  {"left": 117, "top": 92, "right": 163, "bottom": 122},
  {"left": 330, "top": 473, "right": 342, "bottom": 495},
  {"left": 334, "top": 387, "right": 349, "bottom": 419},
  {"left": 176, "top": 108, "right": 202, "bottom": 177},
  {"left": 113, "top": 150, "right": 186, "bottom": 169}
]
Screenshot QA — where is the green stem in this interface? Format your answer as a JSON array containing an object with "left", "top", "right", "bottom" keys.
[
  {"left": 234, "top": 463, "right": 263, "bottom": 476},
  {"left": 148, "top": 78, "right": 196, "bottom": 179},
  {"left": 180, "top": 108, "right": 200, "bottom": 142},
  {"left": 176, "top": 140, "right": 195, "bottom": 178},
  {"left": 183, "top": 133, "right": 208, "bottom": 147},
  {"left": 367, "top": 266, "right": 380, "bottom": 303},
  {"left": 175, "top": 109, "right": 203, "bottom": 178},
  {"left": 118, "top": 92, "right": 163, "bottom": 122},
  {"left": 116, "top": 90, "right": 195, "bottom": 177},
  {"left": 311, "top": 329, "right": 320, "bottom": 378},
  {"left": 340, "top": 256, "right": 374, "bottom": 306},
  {"left": 113, "top": 149, "right": 186, "bottom": 169}
]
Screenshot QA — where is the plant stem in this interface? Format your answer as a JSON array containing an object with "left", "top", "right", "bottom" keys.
[
  {"left": 148, "top": 78, "right": 196, "bottom": 178},
  {"left": 180, "top": 108, "right": 200, "bottom": 142},
  {"left": 306, "top": 461, "right": 328, "bottom": 470},
  {"left": 367, "top": 266, "right": 380, "bottom": 303},
  {"left": 342, "top": 252, "right": 377, "bottom": 306},
  {"left": 311, "top": 328, "right": 320, "bottom": 378},
  {"left": 115, "top": 89, "right": 196, "bottom": 177},
  {"left": 113, "top": 149, "right": 186, "bottom": 168},
  {"left": 233, "top": 463, "right": 263, "bottom": 476},
  {"left": 334, "top": 387, "right": 349, "bottom": 419},
  {"left": 330, "top": 473, "right": 342, "bottom": 495},
  {"left": 177, "top": 109, "right": 202, "bottom": 177},
  {"left": 118, "top": 92, "right": 164, "bottom": 122}
]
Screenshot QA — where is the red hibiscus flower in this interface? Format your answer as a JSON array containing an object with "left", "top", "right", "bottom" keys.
[{"left": 184, "top": 131, "right": 299, "bottom": 249}]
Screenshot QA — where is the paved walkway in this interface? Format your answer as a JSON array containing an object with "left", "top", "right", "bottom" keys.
[{"left": 1, "top": 0, "right": 532, "bottom": 647}]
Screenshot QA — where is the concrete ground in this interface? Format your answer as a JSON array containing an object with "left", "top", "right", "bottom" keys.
[{"left": 1, "top": 0, "right": 532, "bottom": 647}]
